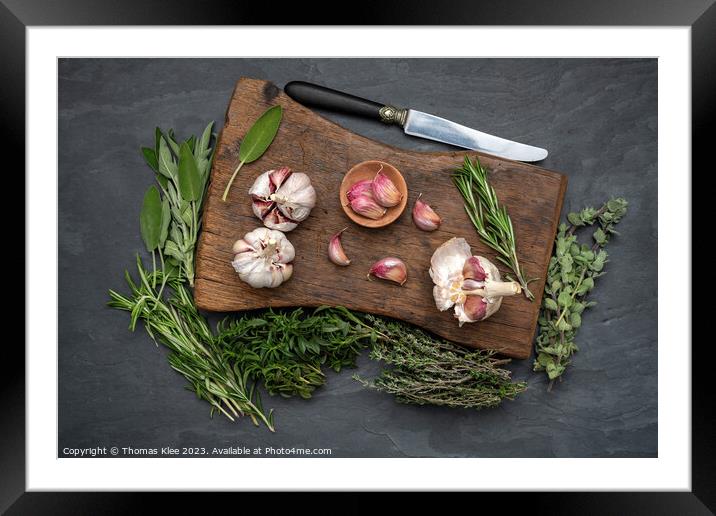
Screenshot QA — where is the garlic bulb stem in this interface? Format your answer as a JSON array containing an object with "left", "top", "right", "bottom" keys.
[{"left": 464, "top": 280, "right": 522, "bottom": 298}]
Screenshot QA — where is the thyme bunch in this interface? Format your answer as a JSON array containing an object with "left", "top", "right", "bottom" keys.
[
  {"left": 356, "top": 316, "right": 526, "bottom": 409},
  {"left": 453, "top": 156, "right": 534, "bottom": 300},
  {"left": 534, "top": 198, "right": 628, "bottom": 388}
]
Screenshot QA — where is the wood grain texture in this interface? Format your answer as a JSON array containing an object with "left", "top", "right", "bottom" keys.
[{"left": 194, "top": 78, "right": 567, "bottom": 359}]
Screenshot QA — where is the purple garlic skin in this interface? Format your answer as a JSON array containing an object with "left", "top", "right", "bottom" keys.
[
  {"left": 249, "top": 167, "right": 316, "bottom": 232},
  {"left": 346, "top": 179, "right": 373, "bottom": 202},
  {"left": 412, "top": 193, "right": 442, "bottom": 231},
  {"left": 349, "top": 194, "right": 387, "bottom": 220},
  {"left": 371, "top": 168, "right": 402, "bottom": 207},
  {"left": 328, "top": 228, "right": 351, "bottom": 266},
  {"left": 368, "top": 257, "right": 407, "bottom": 285}
]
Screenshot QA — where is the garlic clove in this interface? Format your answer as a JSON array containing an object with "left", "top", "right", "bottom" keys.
[
  {"left": 462, "top": 256, "right": 487, "bottom": 281},
  {"left": 346, "top": 179, "right": 374, "bottom": 202},
  {"left": 271, "top": 172, "right": 317, "bottom": 221},
  {"left": 263, "top": 208, "right": 298, "bottom": 232},
  {"left": 251, "top": 199, "right": 275, "bottom": 219},
  {"left": 371, "top": 167, "right": 402, "bottom": 207},
  {"left": 269, "top": 166, "right": 292, "bottom": 188},
  {"left": 455, "top": 295, "right": 488, "bottom": 326},
  {"left": 368, "top": 257, "right": 407, "bottom": 285},
  {"left": 412, "top": 193, "right": 442, "bottom": 231},
  {"left": 349, "top": 194, "right": 387, "bottom": 220},
  {"left": 328, "top": 227, "right": 351, "bottom": 266}
]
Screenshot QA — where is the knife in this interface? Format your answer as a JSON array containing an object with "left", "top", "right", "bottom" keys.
[{"left": 284, "top": 81, "right": 548, "bottom": 162}]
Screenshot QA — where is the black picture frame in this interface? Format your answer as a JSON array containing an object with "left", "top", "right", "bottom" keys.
[{"left": 4, "top": 0, "right": 709, "bottom": 512}]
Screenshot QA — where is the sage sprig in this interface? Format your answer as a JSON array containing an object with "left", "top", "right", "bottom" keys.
[
  {"left": 221, "top": 105, "right": 282, "bottom": 202},
  {"left": 453, "top": 156, "right": 534, "bottom": 300},
  {"left": 141, "top": 123, "right": 215, "bottom": 286},
  {"left": 534, "top": 198, "right": 628, "bottom": 388}
]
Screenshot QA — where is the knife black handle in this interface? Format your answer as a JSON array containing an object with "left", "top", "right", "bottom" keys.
[{"left": 284, "top": 81, "right": 408, "bottom": 126}]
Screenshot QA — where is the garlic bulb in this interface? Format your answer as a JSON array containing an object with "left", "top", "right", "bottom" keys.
[
  {"left": 429, "top": 237, "right": 521, "bottom": 326},
  {"left": 249, "top": 167, "right": 316, "bottom": 232},
  {"left": 231, "top": 227, "right": 295, "bottom": 288}
]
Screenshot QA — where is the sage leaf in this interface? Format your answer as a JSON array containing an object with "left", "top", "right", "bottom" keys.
[
  {"left": 159, "top": 197, "right": 171, "bottom": 247},
  {"left": 158, "top": 137, "right": 176, "bottom": 179},
  {"left": 140, "top": 186, "right": 163, "bottom": 252},
  {"left": 239, "top": 105, "right": 283, "bottom": 163},
  {"left": 222, "top": 105, "right": 283, "bottom": 202},
  {"left": 141, "top": 147, "right": 158, "bottom": 172},
  {"left": 154, "top": 127, "right": 163, "bottom": 156},
  {"left": 178, "top": 142, "right": 202, "bottom": 201}
]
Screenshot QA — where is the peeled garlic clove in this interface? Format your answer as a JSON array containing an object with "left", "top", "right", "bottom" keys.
[
  {"left": 371, "top": 167, "right": 402, "bottom": 207},
  {"left": 231, "top": 227, "right": 295, "bottom": 288},
  {"left": 328, "top": 228, "right": 351, "bottom": 266},
  {"left": 412, "top": 193, "right": 442, "bottom": 231},
  {"left": 346, "top": 179, "right": 373, "bottom": 202},
  {"left": 368, "top": 257, "right": 407, "bottom": 285},
  {"left": 350, "top": 194, "right": 387, "bottom": 220},
  {"left": 248, "top": 167, "right": 316, "bottom": 231}
]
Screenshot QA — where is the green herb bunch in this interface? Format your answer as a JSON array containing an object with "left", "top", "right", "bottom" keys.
[
  {"left": 356, "top": 316, "right": 526, "bottom": 409},
  {"left": 534, "top": 198, "right": 628, "bottom": 388},
  {"left": 109, "top": 256, "right": 275, "bottom": 429},
  {"left": 216, "top": 307, "right": 374, "bottom": 399},
  {"left": 453, "top": 156, "right": 534, "bottom": 300},
  {"left": 140, "top": 123, "right": 214, "bottom": 287}
]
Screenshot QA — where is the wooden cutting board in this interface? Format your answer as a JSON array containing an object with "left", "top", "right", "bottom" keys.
[{"left": 194, "top": 78, "right": 567, "bottom": 359}]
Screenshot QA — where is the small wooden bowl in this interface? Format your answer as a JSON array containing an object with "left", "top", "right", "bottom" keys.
[{"left": 339, "top": 160, "right": 408, "bottom": 228}]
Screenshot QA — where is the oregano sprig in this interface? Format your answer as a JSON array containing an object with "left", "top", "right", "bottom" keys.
[
  {"left": 534, "top": 198, "right": 628, "bottom": 388},
  {"left": 453, "top": 156, "right": 534, "bottom": 300}
]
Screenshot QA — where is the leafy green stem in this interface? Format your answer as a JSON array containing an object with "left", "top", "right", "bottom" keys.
[{"left": 221, "top": 160, "right": 245, "bottom": 202}]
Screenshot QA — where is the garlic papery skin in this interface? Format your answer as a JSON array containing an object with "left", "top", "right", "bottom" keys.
[
  {"left": 231, "top": 227, "right": 295, "bottom": 288},
  {"left": 412, "top": 193, "right": 442, "bottom": 231},
  {"left": 328, "top": 228, "right": 351, "bottom": 266},
  {"left": 429, "top": 237, "right": 520, "bottom": 326},
  {"left": 368, "top": 257, "right": 407, "bottom": 285},
  {"left": 349, "top": 194, "right": 387, "bottom": 220},
  {"left": 346, "top": 179, "right": 373, "bottom": 202},
  {"left": 371, "top": 167, "right": 402, "bottom": 207},
  {"left": 249, "top": 167, "right": 316, "bottom": 232}
]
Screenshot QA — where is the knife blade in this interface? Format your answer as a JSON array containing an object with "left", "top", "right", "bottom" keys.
[{"left": 284, "top": 80, "right": 548, "bottom": 162}]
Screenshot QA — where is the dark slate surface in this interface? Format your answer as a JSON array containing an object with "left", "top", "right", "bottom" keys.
[{"left": 58, "top": 58, "right": 657, "bottom": 458}]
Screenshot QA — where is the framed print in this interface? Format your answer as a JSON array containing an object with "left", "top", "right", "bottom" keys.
[{"left": 4, "top": 0, "right": 710, "bottom": 512}]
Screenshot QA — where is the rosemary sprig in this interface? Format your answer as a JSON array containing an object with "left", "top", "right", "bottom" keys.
[
  {"left": 453, "top": 156, "right": 534, "bottom": 300},
  {"left": 534, "top": 198, "right": 628, "bottom": 388},
  {"left": 355, "top": 316, "right": 526, "bottom": 409},
  {"left": 109, "top": 256, "right": 275, "bottom": 430}
]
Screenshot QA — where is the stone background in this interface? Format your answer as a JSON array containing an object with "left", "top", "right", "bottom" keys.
[{"left": 58, "top": 58, "right": 657, "bottom": 457}]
